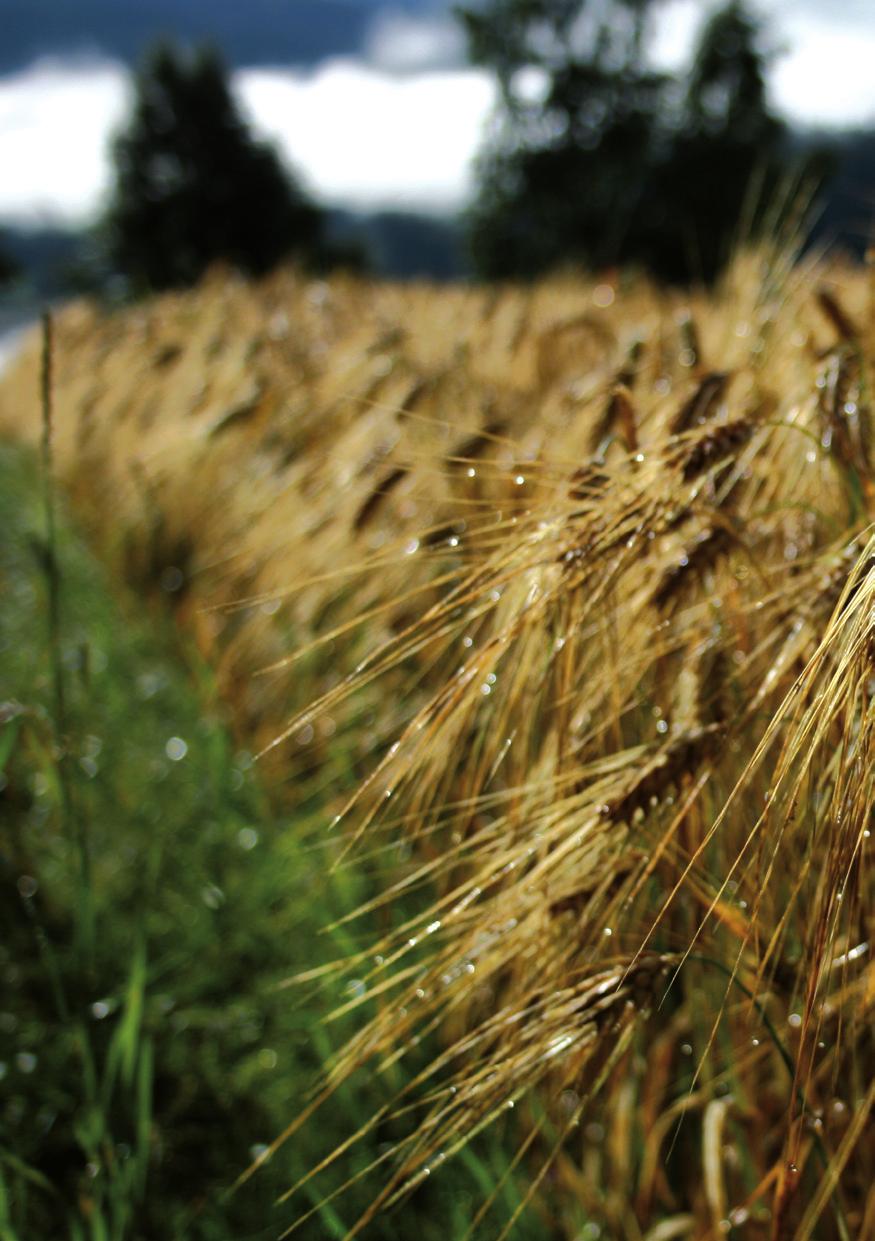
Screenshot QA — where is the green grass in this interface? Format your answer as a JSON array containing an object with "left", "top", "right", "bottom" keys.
[{"left": 0, "top": 440, "right": 546, "bottom": 1240}]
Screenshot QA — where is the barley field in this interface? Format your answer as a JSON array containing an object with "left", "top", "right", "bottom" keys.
[{"left": 1, "top": 243, "right": 873, "bottom": 1239}]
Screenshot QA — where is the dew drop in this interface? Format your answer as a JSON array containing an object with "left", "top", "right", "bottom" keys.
[
  {"left": 161, "top": 565, "right": 184, "bottom": 593},
  {"left": 201, "top": 884, "right": 224, "bottom": 909},
  {"left": 165, "top": 736, "right": 188, "bottom": 761}
]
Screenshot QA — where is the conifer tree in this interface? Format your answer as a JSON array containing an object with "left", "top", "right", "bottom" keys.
[
  {"left": 459, "top": 0, "right": 804, "bottom": 283},
  {"left": 459, "top": 0, "right": 666, "bottom": 277},
  {"left": 0, "top": 236, "right": 18, "bottom": 285},
  {"left": 104, "top": 43, "right": 324, "bottom": 292},
  {"left": 646, "top": 0, "right": 787, "bottom": 281}
]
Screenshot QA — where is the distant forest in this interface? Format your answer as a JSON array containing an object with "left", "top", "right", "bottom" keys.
[
  {"left": 3, "top": 126, "right": 875, "bottom": 299},
  {"left": 3, "top": 0, "right": 875, "bottom": 296}
]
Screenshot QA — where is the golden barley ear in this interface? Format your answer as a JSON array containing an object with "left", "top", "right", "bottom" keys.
[{"left": 248, "top": 251, "right": 874, "bottom": 1237}]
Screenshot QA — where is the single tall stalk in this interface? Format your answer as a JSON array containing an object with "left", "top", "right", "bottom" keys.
[{"left": 40, "top": 310, "right": 94, "bottom": 965}]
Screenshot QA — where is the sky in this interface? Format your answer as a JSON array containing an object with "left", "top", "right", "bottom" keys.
[{"left": 2, "top": 1, "right": 875, "bottom": 230}]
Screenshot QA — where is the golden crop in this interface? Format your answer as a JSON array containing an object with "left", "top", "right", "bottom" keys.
[{"left": 2, "top": 243, "right": 872, "bottom": 1239}]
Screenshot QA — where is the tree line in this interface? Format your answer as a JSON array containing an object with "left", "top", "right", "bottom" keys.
[
  {"left": 0, "top": 2, "right": 846, "bottom": 294},
  {"left": 460, "top": 0, "right": 816, "bottom": 283}
]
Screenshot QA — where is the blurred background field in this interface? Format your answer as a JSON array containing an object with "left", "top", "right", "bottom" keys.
[{"left": 1, "top": 247, "right": 873, "bottom": 1237}]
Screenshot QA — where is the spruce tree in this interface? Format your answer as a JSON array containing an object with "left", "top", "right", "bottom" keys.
[
  {"left": 459, "top": 0, "right": 665, "bottom": 278},
  {"left": 104, "top": 43, "right": 324, "bottom": 293},
  {"left": 459, "top": 0, "right": 807, "bottom": 283},
  {"left": 0, "top": 235, "right": 18, "bottom": 286},
  {"left": 646, "top": 1, "right": 787, "bottom": 282}
]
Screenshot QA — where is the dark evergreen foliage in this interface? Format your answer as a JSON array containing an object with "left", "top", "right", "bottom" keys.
[
  {"left": 103, "top": 42, "right": 325, "bottom": 292},
  {"left": 0, "top": 236, "right": 19, "bottom": 285},
  {"left": 459, "top": 0, "right": 815, "bottom": 283},
  {"left": 647, "top": 1, "right": 787, "bottom": 281}
]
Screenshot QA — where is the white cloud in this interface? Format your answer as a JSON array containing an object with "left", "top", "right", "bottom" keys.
[
  {"left": 772, "top": 0, "right": 875, "bottom": 28},
  {"left": 0, "top": 55, "right": 496, "bottom": 228},
  {"left": 365, "top": 9, "right": 467, "bottom": 74},
  {"left": 651, "top": 0, "right": 875, "bottom": 129},
  {"left": 236, "top": 60, "right": 496, "bottom": 213},
  {"left": 648, "top": 0, "right": 704, "bottom": 73},
  {"left": 2, "top": 7, "right": 875, "bottom": 232},
  {"left": 0, "top": 56, "right": 128, "bottom": 227},
  {"left": 771, "top": 14, "right": 875, "bottom": 128}
]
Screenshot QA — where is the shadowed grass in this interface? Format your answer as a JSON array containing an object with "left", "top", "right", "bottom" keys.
[{"left": 0, "top": 440, "right": 543, "bottom": 1239}]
